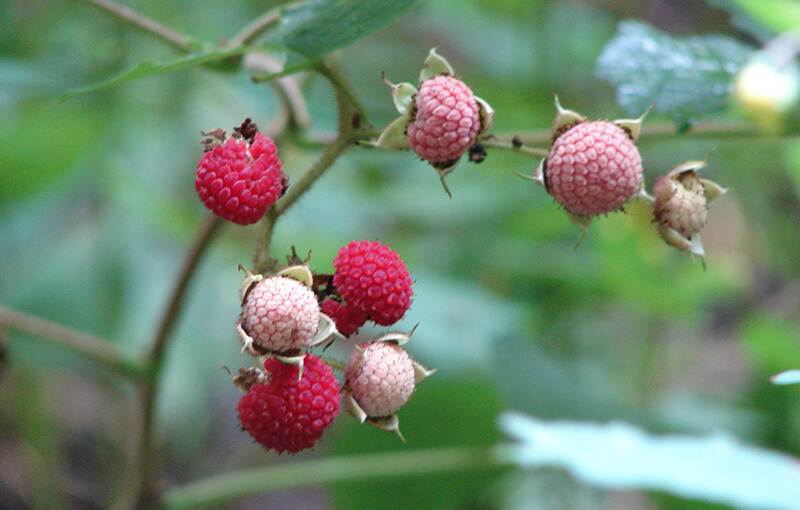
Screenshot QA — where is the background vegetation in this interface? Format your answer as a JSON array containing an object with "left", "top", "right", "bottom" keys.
[{"left": 2, "top": 0, "right": 800, "bottom": 508}]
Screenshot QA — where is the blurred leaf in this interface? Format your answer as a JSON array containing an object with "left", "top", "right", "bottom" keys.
[
  {"left": 772, "top": 370, "right": 800, "bottom": 386},
  {"left": 59, "top": 45, "right": 262, "bottom": 100},
  {"left": 500, "top": 412, "right": 800, "bottom": 509},
  {"left": 731, "top": 0, "right": 800, "bottom": 34},
  {"left": 739, "top": 314, "right": 800, "bottom": 374},
  {"left": 280, "top": 0, "right": 420, "bottom": 60},
  {"left": 0, "top": 101, "right": 99, "bottom": 206},
  {"left": 332, "top": 376, "right": 503, "bottom": 510},
  {"left": 596, "top": 21, "right": 753, "bottom": 126}
]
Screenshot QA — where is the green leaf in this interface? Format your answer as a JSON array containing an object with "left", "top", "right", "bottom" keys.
[
  {"left": 596, "top": 21, "right": 754, "bottom": 125},
  {"left": 732, "top": 0, "right": 800, "bottom": 34},
  {"left": 280, "top": 0, "right": 420, "bottom": 59},
  {"left": 500, "top": 412, "right": 800, "bottom": 509},
  {"left": 59, "top": 45, "right": 262, "bottom": 101}
]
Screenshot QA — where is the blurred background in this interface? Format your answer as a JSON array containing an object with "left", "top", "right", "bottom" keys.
[{"left": 2, "top": 0, "right": 800, "bottom": 508}]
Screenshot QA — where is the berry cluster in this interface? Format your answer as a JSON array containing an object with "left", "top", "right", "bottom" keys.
[
  {"left": 227, "top": 242, "right": 431, "bottom": 454},
  {"left": 522, "top": 97, "right": 727, "bottom": 260},
  {"left": 374, "top": 50, "right": 727, "bottom": 262}
]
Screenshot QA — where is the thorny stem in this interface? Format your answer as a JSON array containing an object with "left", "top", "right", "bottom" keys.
[
  {"left": 115, "top": 214, "right": 224, "bottom": 510},
  {"left": 77, "top": 0, "right": 197, "bottom": 52},
  {"left": 316, "top": 60, "right": 371, "bottom": 128},
  {"left": 252, "top": 71, "right": 372, "bottom": 275},
  {"left": 0, "top": 305, "right": 144, "bottom": 379},
  {"left": 160, "top": 445, "right": 503, "bottom": 509}
]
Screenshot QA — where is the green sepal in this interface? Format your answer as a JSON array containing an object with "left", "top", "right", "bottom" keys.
[
  {"left": 367, "top": 414, "right": 405, "bottom": 442},
  {"left": 614, "top": 104, "right": 653, "bottom": 141},
  {"left": 419, "top": 47, "right": 454, "bottom": 83},
  {"left": 342, "top": 391, "right": 368, "bottom": 423},
  {"left": 701, "top": 179, "right": 728, "bottom": 204},
  {"left": 553, "top": 95, "right": 586, "bottom": 133},
  {"left": 413, "top": 360, "right": 436, "bottom": 383},
  {"left": 388, "top": 80, "right": 418, "bottom": 115},
  {"left": 375, "top": 114, "right": 412, "bottom": 150},
  {"left": 476, "top": 95, "right": 495, "bottom": 134},
  {"left": 277, "top": 265, "right": 313, "bottom": 288}
]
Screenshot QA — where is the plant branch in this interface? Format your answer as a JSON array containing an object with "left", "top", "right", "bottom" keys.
[
  {"left": 481, "top": 138, "right": 549, "bottom": 159},
  {"left": 252, "top": 79, "right": 371, "bottom": 274},
  {"left": 76, "top": 0, "right": 197, "bottom": 52},
  {"left": 316, "top": 60, "right": 370, "bottom": 128},
  {"left": 229, "top": 9, "right": 281, "bottom": 48},
  {"left": 161, "top": 445, "right": 503, "bottom": 509},
  {"left": 0, "top": 304, "right": 144, "bottom": 378},
  {"left": 114, "top": 213, "right": 224, "bottom": 510}
]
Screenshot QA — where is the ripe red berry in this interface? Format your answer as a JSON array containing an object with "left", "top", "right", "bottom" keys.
[
  {"left": 237, "top": 354, "right": 341, "bottom": 454},
  {"left": 240, "top": 276, "right": 320, "bottom": 354},
  {"left": 332, "top": 240, "right": 413, "bottom": 327},
  {"left": 322, "top": 298, "right": 367, "bottom": 337},
  {"left": 195, "top": 132, "right": 285, "bottom": 225},
  {"left": 407, "top": 75, "right": 481, "bottom": 165},
  {"left": 544, "top": 121, "right": 643, "bottom": 217},
  {"left": 344, "top": 341, "right": 416, "bottom": 418}
]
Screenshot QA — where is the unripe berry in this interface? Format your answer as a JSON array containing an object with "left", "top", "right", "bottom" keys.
[
  {"left": 545, "top": 120, "right": 643, "bottom": 217},
  {"left": 407, "top": 75, "right": 481, "bottom": 166},
  {"left": 240, "top": 276, "right": 320, "bottom": 355},
  {"left": 344, "top": 341, "right": 416, "bottom": 418},
  {"left": 653, "top": 169, "right": 708, "bottom": 239}
]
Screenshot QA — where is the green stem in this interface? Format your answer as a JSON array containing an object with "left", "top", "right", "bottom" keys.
[
  {"left": 0, "top": 305, "right": 144, "bottom": 378},
  {"left": 252, "top": 78, "right": 372, "bottom": 274},
  {"left": 115, "top": 214, "right": 224, "bottom": 510},
  {"left": 482, "top": 138, "right": 549, "bottom": 159},
  {"left": 161, "top": 445, "right": 504, "bottom": 509},
  {"left": 316, "top": 60, "right": 370, "bottom": 128},
  {"left": 76, "top": 0, "right": 197, "bottom": 52},
  {"left": 229, "top": 9, "right": 281, "bottom": 47}
]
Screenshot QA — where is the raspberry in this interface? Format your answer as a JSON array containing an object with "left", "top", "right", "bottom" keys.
[
  {"left": 237, "top": 354, "right": 341, "bottom": 454},
  {"left": 407, "top": 75, "right": 481, "bottom": 166},
  {"left": 344, "top": 341, "right": 415, "bottom": 418},
  {"left": 544, "top": 121, "right": 643, "bottom": 216},
  {"left": 322, "top": 298, "right": 367, "bottom": 337},
  {"left": 653, "top": 169, "right": 708, "bottom": 239},
  {"left": 240, "top": 276, "right": 320, "bottom": 355},
  {"left": 195, "top": 131, "right": 285, "bottom": 225},
  {"left": 332, "top": 240, "right": 413, "bottom": 327}
]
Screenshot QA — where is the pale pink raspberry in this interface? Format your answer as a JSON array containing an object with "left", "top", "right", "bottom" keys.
[
  {"left": 344, "top": 341, "right": 416, "bottom": 418},
  {"left": 407, "top": 75, "right": 480, "bottom": 164},
  {"left": 544, "top": 121, "right": 643, "bottom": 216},
  {"left": 241, "top": 276, "right": 320, "bottom": 354},
  {"left": 653, "top": 169, "right": 708, "bottom": 238}
]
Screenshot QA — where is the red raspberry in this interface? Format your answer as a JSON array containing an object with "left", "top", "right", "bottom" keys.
[
  {"left": 322, "top": 298, "right": 367, "bottom": 337},
  {"left": 332, "top": 240, "right": 413, "bottom": 327},
  {"left": 237, "top": 354, "right": 341, "bottom": 454},
  {"left": 195, "top": 132, "right": 285, "bottom": 225},
  {"left": 241, "top": 276, "right": 320, "bottom": 354},
  {"left": 407, "top": 75, "right": 481, "bottom": 165},
  {"left": 544, "top": 121, "right": 643, "bottom": 216},
  {"left": 344, "top": 341, "right": 416, "bottom": 418}
]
